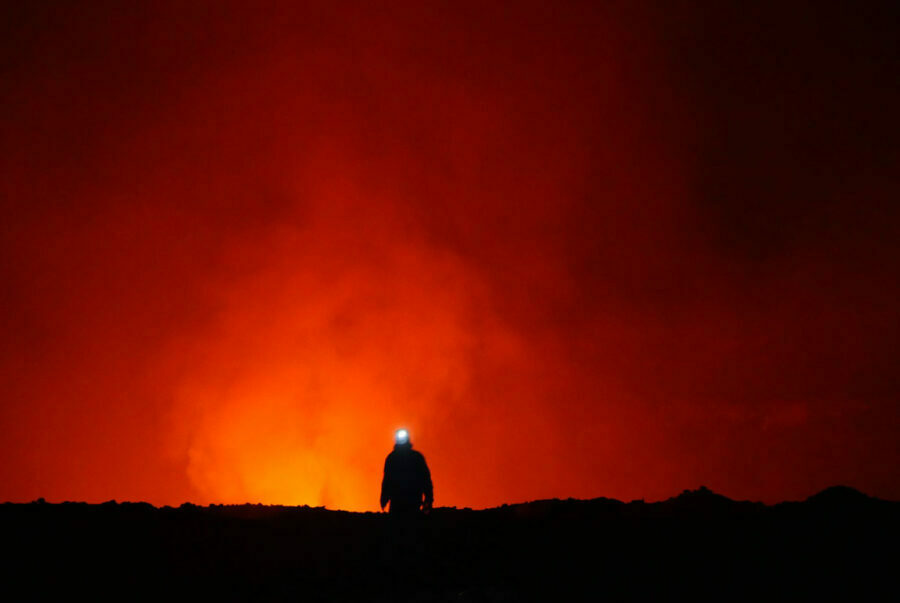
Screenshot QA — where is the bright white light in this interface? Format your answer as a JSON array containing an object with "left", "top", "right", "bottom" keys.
[{"left": 395, "top": 429, "right": 409, "bottom": 444}]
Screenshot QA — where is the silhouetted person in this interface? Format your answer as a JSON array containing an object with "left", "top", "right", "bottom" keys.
[{"left": 380, "top": 428, "right": 433, "bottom": 514}]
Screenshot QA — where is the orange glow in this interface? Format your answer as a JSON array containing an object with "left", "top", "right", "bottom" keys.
[{"left": 2, "top": 1, "right": 899, "bottom": 509}]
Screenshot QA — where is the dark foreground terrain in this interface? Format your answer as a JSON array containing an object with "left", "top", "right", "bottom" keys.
[{"left": 2, "top": 486, "right": 897, "bottom": 601}]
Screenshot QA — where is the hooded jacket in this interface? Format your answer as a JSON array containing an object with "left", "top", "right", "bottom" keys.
[{"left": 380, "top": 442, "right": 433, "bottom": 512}]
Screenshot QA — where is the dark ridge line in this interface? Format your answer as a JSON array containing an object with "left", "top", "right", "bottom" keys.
[{"left": 6, "top": 484, "right": 896, "bottom": 511}]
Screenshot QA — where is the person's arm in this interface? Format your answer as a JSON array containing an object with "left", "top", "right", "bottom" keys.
[
  {"left": 380, "top": 456, "right": 391, "bottom": 511},
  {"left": 421, "top": 455, "right": 434, "bottom": 510}
]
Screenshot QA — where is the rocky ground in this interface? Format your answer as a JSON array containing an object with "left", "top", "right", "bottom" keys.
[{"left": 2, "top": 486, "right": 897, "bottom": 601}]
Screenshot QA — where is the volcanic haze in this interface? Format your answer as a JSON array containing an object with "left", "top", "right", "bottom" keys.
[{"left": 1, "top": 1, "right": 899, "bottom": 509}]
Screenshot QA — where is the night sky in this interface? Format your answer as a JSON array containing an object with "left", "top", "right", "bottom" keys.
[{"left": 2, "top": 1, "right": 899, "bottom": 510}]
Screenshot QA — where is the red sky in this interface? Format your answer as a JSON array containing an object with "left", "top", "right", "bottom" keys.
[{"left": 2, "top": 1, "right": 899, "bottom": 510}]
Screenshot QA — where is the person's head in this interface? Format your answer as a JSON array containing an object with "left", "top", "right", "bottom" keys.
[{"left": 394, "top": 428, "right": 410, "bottom": 447}]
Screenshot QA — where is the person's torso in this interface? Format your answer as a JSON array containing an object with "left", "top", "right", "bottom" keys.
[{"left": 386, "top": 449, "right": 426, "bottom": 498}]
